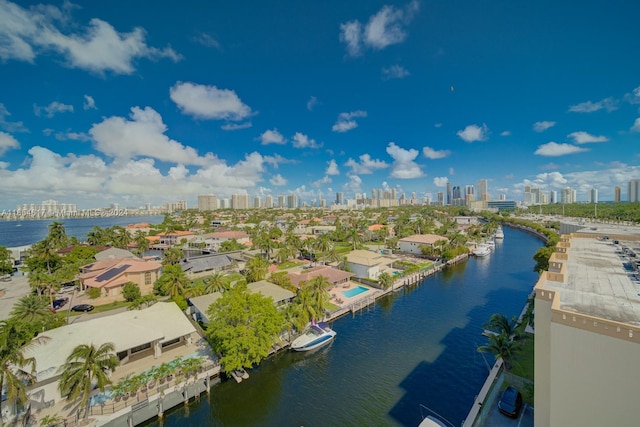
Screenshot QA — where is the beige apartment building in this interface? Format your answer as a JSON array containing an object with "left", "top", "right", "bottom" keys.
[{"left": 534, "top": 228, "right": 640, "bottom": 427}]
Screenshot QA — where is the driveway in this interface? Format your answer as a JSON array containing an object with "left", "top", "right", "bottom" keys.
[
  {"left": 0, "top": 274, "right": 33, "bottom": 320},
  {"left": 482, "top": 402, "right": 534, "bottom": 427}
]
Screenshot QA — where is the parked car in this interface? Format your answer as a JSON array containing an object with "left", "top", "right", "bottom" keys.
[
  {"left": 52, "top": 298, "right": 68, "bottom": 310},
  {"left": 71, "top": 304, "right": 94, "bottom": 312},
  {"left": 498, "top": 386, "right": 523, "bottom": 418},
  {"left": 59, "top": 285, "right": 77, "bottom": 294}
]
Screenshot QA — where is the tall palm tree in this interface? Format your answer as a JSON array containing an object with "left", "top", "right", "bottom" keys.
[
  {"left": 378, "top": 272, "right": 393, "bottom": 290},
  {"left": 203, "top": 271, "right": 228, "bottom": 294},
  {"left": 47, "top": 221, "right": 68, "bottom": 249},
  {"left": 303, "top": 276, "right": 330, "bottom": 320},
  {"left": 0, "top": 321, "right": 37, "bottom": 426},
  {"left": 313, "top": 234, "right": 333, "bottom": 264},
  {"left": 245, "top": 256, "right": 268, "bottom": 283},
  {"left": 85, "top": 226, "right": 106, "bottom": 246},
  {"left": 484, "top": 313, "right": 519, "bottom": 339},
  {"left": 58, "top": 343, "right": 119, "bottom": 419},
  {"left": 477, "top": 331, "right": 519, "bottom": 371},
  {"left": 134, "top": 231, "right": 150, "bottom": 256},
  {"left": 111, "top": 226, "right": 132, "bottom": 249},
  {"left": 10, "top": 294, "right": 53, "bottom": 324},
  {"left": 156, "top": 264, "right": 190, "bottom": 298},
  {"left": 347, "top": 228, "right": 362, "bottom": 251}
]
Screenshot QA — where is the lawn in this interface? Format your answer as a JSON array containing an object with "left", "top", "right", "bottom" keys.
[
  {"left": 511, "top": 333, "right": 534, "bottom": 381},
  {"left": 277, "top": 260, "right": 306, "bottom": 270}
]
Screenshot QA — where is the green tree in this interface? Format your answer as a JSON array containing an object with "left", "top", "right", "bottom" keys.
[
  {"left": 10, "top": 294, "right": 54, "bottom": 325},
  {"left": 162, "top": 248, "right": 184, "bottom": 266},
  {"left": 533, "top": 246, "right": 555, "bottom": 273},
  {"left": 484, "top": 313, "right": 519, "bottom": 339},
  {"left": 203, "top": 271, "right": 228, "bottom": 294},
  {"left": 245, "top": 256, "right": 268, "bottom": 283},
  {"left": 47, "top": 221, "right": 69, "bottom": 249},
  {"left": 206, "top": 286, "right": 284, "bottom": 373},
  {"left": 58, "top": 343, "right": 119, "bottom": 419},
  {"left": 0, "top": 321, "right": 38, "bottom": 426},
  {"left": 86, "top": 226, "right": 106, "bottom": 246},
  {"left": 134, "top": 232, "right": 150, "bottom": 256},
  {"left": 155, "top": 264, "right": 190, "bottom": 298},
  {"left": 219, "top": 239, "right": 246, "bottom": 252},
  {"left": 0, "top": 246, "right": 13, "bottom": 276},
  {"left": 477, "top": 331, "right": 520, "bottom": 371},
  {"left": 122, "top": 282, "right": 141, "bottom": 302},
  {"left": 378, "top": 272, "right": 393, "bottom": 290}
]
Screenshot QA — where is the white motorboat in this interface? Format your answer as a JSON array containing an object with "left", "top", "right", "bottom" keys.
[
  {"left": 494, "top": 226, "right": 504, "bottom": 239},
  {"left": 291, "top": 322, "right": 336, "bottom": 352},
  {"left": 474, "top": 244, "right": 491, "bottom": 257},
  {"left": 418, "top": 416, "right": 449, "bottom": 427}
]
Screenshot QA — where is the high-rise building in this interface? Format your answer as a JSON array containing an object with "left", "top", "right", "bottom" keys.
[
  {"left": 465, "top": 185, "right": 475, "bottom": 206},
  {"left": 231, "top": 194, "right": 250, "bottom": 209},
  {"left": 391, "top": 188, "right": 397, "bottom": 203},
  {"left": 477, "top": 179, "right": 489, "bottom": 201},
  {"left": 336, "top": 192, "right": 344, "bottom": 205},
  {"left": 287, "top": 194, "right": 298, "bottom": 209},
  {"left": 452, "top": 186, "right": 462, "bottom": 205},
  {"left": 437, "top": 192, "right": 444, "bottom": 205},
  {"left": 253, "top": 196, "right": 261, "bottom": 209},
  {"left": 278, "top": 195, "right": 285, "bottom": 208},
  {"left": 614, "top": 186, "right": 621, "bottom": 203},
  {"left": 197, "top": 194, "right": 218, "bottom": 211},
  {"left": 549, "top": 190, "right": 557, "bottom": 204},
  {"left": 588, "top": 188, "right": 598, "bottom": 204},
  {"left": 265, "top": 195, "right": 273, "bottom": 208},
  {"left": 561, "top": 187, "right": 576, "bottom": 204},
  {"left": 628, "top": 179, "right": 640, "bottom": 202},
  {"left": 446, "top": 182, "right": 452, "bottom": 206}
]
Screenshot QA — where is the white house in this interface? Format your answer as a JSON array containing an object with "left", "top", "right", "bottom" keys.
[
  {"left": 398, "top": 234, "right": 449, "bottom": 255},
  {"left": 345, "top": 250, "right": 393, "bottom": 280}
]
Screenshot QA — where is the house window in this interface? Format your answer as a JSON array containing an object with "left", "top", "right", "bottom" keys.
[{"left": 145, "top": 272, "right": 152, "bottom": 285}]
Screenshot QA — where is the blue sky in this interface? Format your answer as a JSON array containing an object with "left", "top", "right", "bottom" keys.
[{"left": 1, "top": 0, "right": 639, "bottom": 210}]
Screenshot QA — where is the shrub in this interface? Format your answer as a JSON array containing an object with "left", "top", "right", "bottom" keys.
[
  {"left": 86, "top": 287, "right": 101, "bottom": 299},
  {"left": 122, "top": 282, "right": 141, "bottom": 302}
]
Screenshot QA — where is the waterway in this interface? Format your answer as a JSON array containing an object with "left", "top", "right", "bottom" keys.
[
  {"left": 0, "top": 216, "right": 164, "bottom": 248},
  {"left": 145, "top": 226, "right": 542, "bottom": 427}
]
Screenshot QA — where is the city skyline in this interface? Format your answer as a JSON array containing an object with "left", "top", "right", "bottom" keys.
[{"left": 1, "top": 0, "right": 639, "bottom": 211}]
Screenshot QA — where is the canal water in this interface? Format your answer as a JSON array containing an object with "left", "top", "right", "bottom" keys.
[{"left": 146, "top": 227, "right": 542, "bottom": 427}]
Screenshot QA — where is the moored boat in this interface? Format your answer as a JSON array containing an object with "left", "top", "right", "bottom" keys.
[
  {"left": 291, "top": 322, "right": 336, "bottom": 351},
  {"left": 473, "top": 243, "right": 491, "bottom": 257},
  {"left": 494, "top": 226, "right": 504, "bottom": 239}
]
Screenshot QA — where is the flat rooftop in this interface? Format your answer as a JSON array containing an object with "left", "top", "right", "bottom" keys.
[{"left": 545, "top": 237, "right": 640, "bottom": 326}]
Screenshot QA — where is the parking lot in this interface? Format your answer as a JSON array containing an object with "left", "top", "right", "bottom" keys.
[{"left": 482, "top": 402, "right": 533, "bottom": 427}]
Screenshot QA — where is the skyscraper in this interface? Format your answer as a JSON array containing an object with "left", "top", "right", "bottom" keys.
[
  {"left": 287, "top": 194, "right": 298, "bottom": 209},
  {"left": 197, "top": 194, "right": 218, "bottom": 211},
  {"left": 477, "top": 179, "right": 489, "bottom": 201},
  {"left": 231, "top": 194, "right": 250, "bottom": 209},
  {"left": 629, "top": 179, "right": 640, "bottom": 202},
  {"left": 336, "top": 192, "right": 344, "bottom": 205},
  {"left": 588, "top": 188, "right": 598, "bottom": 204},
  {"left": 265, "top": 195, "right": 273, "bottom": 208},
  {"left": 614, "top": 186, "right": 621, "bottom": 203},
  {"left": 446, "top": 182, "right": 452, "bottom": 206}
]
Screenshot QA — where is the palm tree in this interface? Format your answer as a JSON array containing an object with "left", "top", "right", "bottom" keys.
[
  {"left": 347, "top": 227, "right": 362, "bottom": 250},
  {"left": 313, "top": 234, "right": 333, "bottom": 264},
  {"left": 0, "top": 321, "right": 38, "bottom": 426},
  {"left": 162, "top": 248, "right": 184, "bottom": 266},
  {"left": 203, "top": 271, "right": 228, "bottom": 294},
  {"left": 303, "top": 276, "right": 330, "bottom": 320},
  {"left": 58, "top": 343, "right": 119, "bottom": 419},
  {"left": 47, "top": 221, "right": 68, "bottom": 249},
  {"left": 156, "top": 264, "right": 190, "bottom": 298},
  {"left": 111, "top": 226, "right": 132, "bottom": 249},
  {"left": 484, "top": 313, "right": 520, "bottom": 339},
  {"left": 85, "top": 226, "right": 106, "bottom": 246},
  {"left": 245, "top": 256, "right": 268, "bottom": 283},
  {"left": 10, "top": 294, "right": 53, "bottom": 324},
  {"left": 134, "top": 231, "right": 150, "bottom": 256},
  {"left": 477, "top": 331, "right": 519, "bottom": 371},
  {"left": 378, "top": 272, "right": 393, "bottom": 290}
]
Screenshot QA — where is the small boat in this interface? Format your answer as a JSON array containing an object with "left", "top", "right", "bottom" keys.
[
  {"left": 494, "top": 226, "right": 504, "bottom": 239},
  {"left": 418, "top": 416, "right": 449, "bottom": 427},
  {"left": 231, "top": 368, "right": 249, "bottom": 383},
  {"left": 474, "top": 244, "right": 491, "bottom": 257},
  {"left": 291, "top": 322, "right": 336, "bottom": 352}
]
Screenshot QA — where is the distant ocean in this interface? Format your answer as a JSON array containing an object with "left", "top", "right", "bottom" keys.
[{"left": 0, "top": 216, "right": 164, "bottom": 248}]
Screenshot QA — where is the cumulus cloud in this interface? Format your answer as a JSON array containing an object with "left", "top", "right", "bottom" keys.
[
  {"left": 259, "top": 129, "right": 286, "bottom": 145},
  {"left": 89, "top": 106, "right": 213, "bottom": 165},
  {"left": 269, "top": 174, "right": 287, "bottom": 186},
  {"left": 386, "top": 142, "right": 423, "bottom": 179},
  {"left": 568, "top": 97, "right": 618, "bottom": 113},
  {"left": 433, "top": 176, "right": 448, "bottom": 187},
  {"left": 53, "top": 130, "right": 90, "bottom": 142},
  {"left": 532, "top": 121, "right": 556, "bottom": 132},
  {"left": 0, "top": 131, "right": 20, "bottom": 155},
  {"left": 325, "top": 159, "right": 340, "bottom": 175},
  {"left": 0, "top": 103, "right": 27, "bottom": 133},
  {"left": 34, "top": 101, "right": 74, "bottom": 118},
  {"left": 343, "top": 173, "right": 363, "bottom": 194},
  {"left": 500, "top": 130, "right": 511, "bottom": 136},
  {"left": 292, "top": 132, "right": 322, "bottom": 149},
  {"left": 83, "top": 95, "right": 96, "bottom": 110},
  {"left": 0, "top": 1, "right": 181, "bottom": 74},
  {"left": 311, "top": 175, "right": 332, "bottom": 188},
  {"left": 192, "top": 32, "right": 220, "bottom": 49},
  {"left": 567, "top": 131, "right": 608, "bottom": 144},
  {"left": 332, "top": 110, "right": 367, "bottom": 133},
  {"left": 345, "top": 153, "right": 388, "bottom": 174},
  {"left": 456, "top": 123, "right": 489, "bottom": 142},
  {"left": 624, "top": 86, "right": 640, "bottom": 104},
  {"left": 307, "top": 96, "right": 319, "bottom": 111},
  {"left": 631, "top": 118, "right": 640, "bottom": 133},
  {"left": 339, "top": 0, "right": 419, "bottom": 57},
  {"left": 170, "top": 82, "right": 252, "bottom": 121},
  {"left": 534, "top": 142, "right": 589, "bottom": 157},
  {"left": 381, "top": 64, "right": 409, "bottom": 80},
  {"left": 422, "top": 146, "right": 450, "bottom": 159}
]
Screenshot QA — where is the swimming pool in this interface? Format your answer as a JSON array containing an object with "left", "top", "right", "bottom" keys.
[{"left": 342, "top": 286, "right": 369, "bottom": 298}]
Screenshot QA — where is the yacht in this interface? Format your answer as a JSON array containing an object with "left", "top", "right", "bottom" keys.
[
  {"left": 494, "top": 226, "right": 504, "bottom": 239},
  {"left": 291, "top": 322, "right": 336, "bottom": 351},
  {"left": 474, "top": 243, "right": 491, "bottom": 257}
]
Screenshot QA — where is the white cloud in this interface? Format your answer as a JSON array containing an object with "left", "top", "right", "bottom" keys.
[
  {"left": 292, "top": 132, "right": 322, "bottom": 149},
  {"left": 312, "top": 175, "right": 332, "bottom": 188},
  {"left": 500, "top": 130, "right": 511, "bottom": 136},
  {"left": 54, "top": 130, "right": 90, "bottom": 142},
  {"left": 83, "top": 95, "right": 96, "bottom": 110},
  {"left": 325, "top": 159, "right": 340, "bottom": 175},
  {"left": 568, "top": 97, "right": 618, "bottom": 113},
  {"left": 269, "top": 174, "right": 287, "bottom": 186},
  {"left": 631, "top": 118, "right": 640, "bottom": 133},
  {"left": 624, "top": 86, "right": 640, "bottom": 104},
  {"left": 422, "top": 146, "right": 450, "bottom": 159},
  {"left": 0, "top": 131, "right": 20, "bottom": 155},
  {"left": 386, "top": 142, "right": 423, "bottom": 179},
  {"left": 343, "top": 173, "right": 363, "bottom": 194},
  {"left": 433, "top": 176, "right": 448, "bottom": 187},
  {"left": 0, "top": 2, "right": 181, "bottom": 74},
  {"left": 170, "top": 82, "right": 252, "bottom": 121},
  {"left": 0, "top": 103, "right": 27, "bottom": 133},
  {"left": 449, "top": 167, "right": 455, "bottom": 175},
  {"left": 534, "top": 142, "right": 589, "bottom": 157},
  {"left": 340, "top": 0, "right": 419, "bottom": 57},
  {"left": 259, "top": 129, "right": 286, "bottom": 145},
  {"left": 34, "top": 101, "right": 74, "bottom": 118},
  {"left": 532, "top": 121, "right": 556, "bottom": 132},
  {"left": 89, "top": 106, "right": 213, "bottom": 165},
  {"left": 307, "top": 96, "right": 319, "bottom": 111},
  {"left": 456, "top": 123, "right": 489, "bottom": 142},
  {"left": 345, "top": 153, "right": 388, "bottom": 174},
  {"left": 434, "top": 123, "right": 443, "bottom": 128},
  {"left": 381, "top": 64, "right": 409, "bottom": 80},
  {"left": 332, "top": 110, "right": 367, "bottom": 133},
  {"left": 567, "top": 131, "right": 608, "bottom": 144},
  {"left": 221, "top": 122, "right": 251, "bottom": 131},
  {"left": 192, "top": 32, "right": 220, "bottom": 49}
]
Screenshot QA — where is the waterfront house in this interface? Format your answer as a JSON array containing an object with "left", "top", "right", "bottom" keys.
[
  {"left": 345, "top": 249, "right": 393, "bottom": 280},
  {"left": 286, "top": 265, "right": 354, "bottom": 289},
  {"left": 78, "top": 257, "right": 162, "bottom": 301},
  {"left": 23, "top": 302, "right": 198, "bottom": 411},
  {"left": 94, "top": 247, "right": 137, "bottom": 261},
  {"left": 191, "top": 231, "right": 250, "bottom": 252},
  {"left": 398, "top": 234, "right": 449, "bottom": 255},
  {"left": 157, "top": 230, "right": 197, "bottom": 247},
  {"left": 179, "top": 252, "right": 246, "bottom": 279}
]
